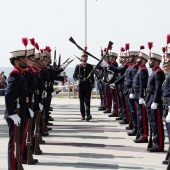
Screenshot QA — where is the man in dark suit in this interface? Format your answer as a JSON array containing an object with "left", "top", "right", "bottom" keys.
[{"left": 73, "top": 53, "right": 94, "bottom": 121}]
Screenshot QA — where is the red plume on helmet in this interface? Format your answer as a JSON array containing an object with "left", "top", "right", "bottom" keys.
[
  {"left": 44, "top": 46, "right": 51, "bottom": 53},
  {"left": 125, "top": 43, "right": 130, "bottom": 51},
  {"left": 162, "top": 47, "right": 166, "bottom": 54},
  {"left": 147, "top": 42, "right": 153, "bottom": 51},
  {"left": 22, "top": 37, "right": 28, "bottom": 48},
  {"left": 34, "top": 42, "right": 39, "bottom": 51},
  {"left": 148, "top": 42, "right": 153, "bottom": 57},
  {"left": 40, "top": 49, "right": 44, "bottom": 54},
  {"left": 166, "top": 34, "right": 170, "bottom": 45},
  {"left": 84, "top": 46, "right": 87, "bottom": 51},
  {"left": 120, "top": 47, "right": 125, "bottom": 52},
  {"left": 30, "top": 38, "right": 35, "bottom": 46},
  {"left": 140, "top": 45, "right": 145, "bottom": 51},
  {"left": 104, "top": 48, "right": 107, "bottom": 52}
]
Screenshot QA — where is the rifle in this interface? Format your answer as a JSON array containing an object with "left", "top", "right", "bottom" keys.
[
  {"left": 61, "top": 58, "right": 70, "bottom": 66},
  {"left": 87, "top": 41, "right": 113, "bottom": 79},
  {"left": 26, "top": 94, "right": 34, "bottom": 164},
  {"left": 69, "top": 37, "right": 100, "bottom": 61},
  {"left": 53, "top": 47, "right": 57, "bottom": 68},
  {"left": 34, "top": 92, "right": 43, "bottom": 155},
  {"left": 58, "top": 53, "right": 61, "bottom": 68},
  {"left": 41, "top": 83, "right": 49, "bottom": 135},
  {"left": 74, "top": 55, "right": 82, "bottom": 62},
  {"left": 15, "top": 98, "right": 24, "bottom": 170}
]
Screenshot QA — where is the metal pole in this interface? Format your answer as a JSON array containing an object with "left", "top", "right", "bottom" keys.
[
  {"left": 85, "top": 0, "right": 87, "bottom": 46},
  {"left": 68, "top": 81, "right": 70, "bottom": 98},
  {"left": 73, "top": 81, "right": 75, "bottom": 98}
]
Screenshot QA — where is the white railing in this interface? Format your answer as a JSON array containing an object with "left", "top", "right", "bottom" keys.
[{"left": 53, "top": 81, "right": 99, "bottom": 99}]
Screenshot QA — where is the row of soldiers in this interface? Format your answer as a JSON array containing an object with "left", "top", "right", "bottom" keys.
[
  {"left": 4, "top": 38, "right": 69, "bottom": 170},
  {"left": 96, "top": 41, "right": 170, "bottom": 169}
]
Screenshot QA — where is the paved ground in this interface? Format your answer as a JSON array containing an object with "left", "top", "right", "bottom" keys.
[{"left": 0, "top": 97, "right": 168, "bottom": 170}]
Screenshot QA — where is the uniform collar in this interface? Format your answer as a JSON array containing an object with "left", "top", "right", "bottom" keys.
[
  {"left": 139, "top": 64, "right": 146, "bottom": 68},
  {"left": 152, "top": 65, "right": 160, "bottom": 71},
  {"left": 111, "top": 61, "right": 116, "bottom": 64},
  {"left": 31, "top": 66, "right": 40, "bottom": 73},
  {"left": 81, "top": 62, "right": 87, "bottom": 67},
  {"left": 14, "top": 66, "right": 24, "bottom": 74}
]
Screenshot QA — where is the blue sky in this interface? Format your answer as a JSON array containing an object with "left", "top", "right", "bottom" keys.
[{"left": 1, "top": 0, "right": 170, "bottom": 67}]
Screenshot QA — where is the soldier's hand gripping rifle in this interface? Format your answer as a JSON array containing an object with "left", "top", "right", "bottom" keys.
[
  {"left": 15, "top": 98, "right": 24, "bottom": 170},
  {"left": 69, "top": 37, "right": 100, "bottom": 61},
  {"left": 87, "top": 41, "right": 113, "bottom": 79},
  {"left": 27, "top": 94, "right": 34, "bottom": 164}
]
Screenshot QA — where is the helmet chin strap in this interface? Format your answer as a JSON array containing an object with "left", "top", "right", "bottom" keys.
[
  {"left": 18, "top": 58, "right": 27, "bottom": 67},
  {"left": 28, "top": 57, "right": 36, "bottom": 63},
  {"left": 36, "top": 59, "right": 43, "bottom": 67},
  {"left": 149, "top": 59, "right": 157, "bottom": 67},
  {"left": 43, "top": 57, "right": 49, "bottom": 63}
]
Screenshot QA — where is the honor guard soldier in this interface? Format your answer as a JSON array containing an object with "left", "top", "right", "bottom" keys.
[
  {"left": 145, "top": 51, "right": 165, "bottom": 152},
  {"left": 132, "top": 51, "right": 149, "bottom": 143},
  {"left": 162, "top": 45, "right": 170, "bottom": 168},
  {"left": 125, "top": 50, "right": 138, "bottom": 136},
  {"left": 4, "top": 47, "right": 34, "bottom": 170},
  {"left": 109, "top": 48, "right": 129, "bottom": 124},
  {"left": 108, "top": 52, "right": 119, "bottom": 117},
  {"left": 73, "top": 52, "right": 94, "bottom": 121},
  {"left": 102, "top": 51, "right": 112, "bottom": 114}
]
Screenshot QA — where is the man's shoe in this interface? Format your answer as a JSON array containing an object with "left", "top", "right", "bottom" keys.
[
  {"left": 127, "top": 131, "right": 137, "bottom": 136},
  {"left": 116, "top": 117, "right": 122, "bottom": 120},
  {"left": 41, "top": 132, "right": 49, "bottom": 136},
  {"left": 47, "top": 122, "right": 53, "bottom": 126},
  {"left": 119, "top": 120, "right": 128, "bottom": 124},
  {"left": 108, "top": 114, "right": 115, "bottom": 117},
  {"left": 49, "top": 107, "right": 53, "bottom": 111},
  {"left": 162, "top": 160, "right": 168, "bottom": 165},
  {"left": 134, "top": 138, "right": 148, "bottom": 143},
  {"left": 98, "top": 107, "right": 106, "bottom": 111},
  {"left": 48, "top": 116, "right": 54, "bottom": 121},
  {"left": 86, "top": 115, "right": 92, "bottom": 121},
  {"left": 103, "top": 110, "right": 111, "bottom": 113},
  {"left": 81, "top": 117, "right": 85, "bottom": 120},
  {"left": 149, "top": 147, "right": 164, "bottom": 152},
  {"left": 125, "top": 126, "right": 133, "bottom": 130},
  {"left": 48, "top": 127, "right": 52, "bottom": 131}
]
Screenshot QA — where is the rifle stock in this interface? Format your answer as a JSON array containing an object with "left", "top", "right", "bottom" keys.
[
  {"left": 15, "top": 98, "right": 24, "bottom": 170},
  {"left": 34, "top": 110, "right": 42, "bottom": 155},
  {"left": 87, "top": 41, "right": 113, "bottom": 79},
  {"left": 27, "top": 95, "right": 34, "bottom": 164},
  {"left": 69, "top": 37, "right": 100, "bottom": 61}
]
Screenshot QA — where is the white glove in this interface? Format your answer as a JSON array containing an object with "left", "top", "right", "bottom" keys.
[
  {"left": 28, "top": 108, "right": 34, "bottom": 118},
  {"left": 39, "top": 103, "right": 43, "bottom": 111},
  {"left": 109, "top": 83, "right": 115, "bottom": 89},
  {"left": 62, "top": 62, "right": 69, "bottom": 69},
  {"left": 51, "top": 91, "right": 57, "bottom": 97},
  {"left": 9, "top": 114, "right": 21, "bottom": 125},
  {"left": 151, "top": 102, "right": 158, "bottom": 110},
  {"left": 101, "top": 60, "right": 109, "bottom": 67},
  {"left": 166, "top": 111, "right": 170, "bottom": 123},
  {"left": 44, "top": 91, "right": 47, "bottom": 98},
  {"left": 129, "top": 93, "right": 134, "bottom": 99},
  {"left": 108, "top": 74, "right": 113, "bottom": 81},
  {"left": 139, "top": 98, "right": 144, "bottom": 104}
]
